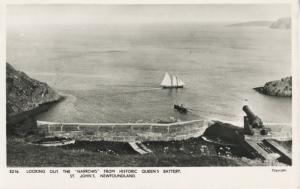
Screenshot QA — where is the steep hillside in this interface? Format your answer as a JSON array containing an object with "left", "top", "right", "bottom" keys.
[{"left": 6, "top": 63, "right": 62, "bottom": 134}]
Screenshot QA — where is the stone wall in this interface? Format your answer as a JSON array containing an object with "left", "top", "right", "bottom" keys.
[{"left": 37, "top": 120, "right": 210, "bottom": 142}]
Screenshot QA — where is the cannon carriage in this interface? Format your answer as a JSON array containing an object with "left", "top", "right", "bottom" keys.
[{"left": 242, "top": 105, "right": 269, "bottom": 136}]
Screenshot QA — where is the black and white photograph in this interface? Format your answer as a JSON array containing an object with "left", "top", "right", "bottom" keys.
[{"left": 6, "top": 4, "right": 293, "bottom": 168}]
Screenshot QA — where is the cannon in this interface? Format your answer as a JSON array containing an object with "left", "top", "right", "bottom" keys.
[
  {"left": 242, "top": 105, "right": 264, "bottom": 129},
  {"left": 243, "top": 116, "right": 254, "bottom": 135}
]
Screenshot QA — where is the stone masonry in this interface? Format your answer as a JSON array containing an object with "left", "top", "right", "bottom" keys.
[{"left": 37, "top": 120, "right": 210, "bottom": 142}]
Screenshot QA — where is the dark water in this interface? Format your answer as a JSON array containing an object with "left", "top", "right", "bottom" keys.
[{"left": 7, "top": 23, "right": 291, "bottom": 123}]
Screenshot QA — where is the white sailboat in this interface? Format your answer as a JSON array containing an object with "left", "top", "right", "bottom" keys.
[{"left": 160, "top": 72, "right": 185, "bottom": 88}]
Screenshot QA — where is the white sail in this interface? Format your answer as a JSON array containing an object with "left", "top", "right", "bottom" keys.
[
  {"left": 160, "top": 72, "right": 172, "bottom": 87},
  {"left": 161, "top": 72, "right": 185, "bottom": 88},
  {"left": 178, "top": 79, "right": 185, "bottom": 86},
  {"left": 172, "top": 75, "right": 178, "bottom": 87}
]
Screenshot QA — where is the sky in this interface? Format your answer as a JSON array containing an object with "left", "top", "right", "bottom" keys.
[{"left": 7, "top": 4, "right": 291, "bottom": 25}]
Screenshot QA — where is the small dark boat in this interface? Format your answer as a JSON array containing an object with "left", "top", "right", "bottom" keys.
[{"left": 174, "top": 104, "right": 188, "bottom": 113}]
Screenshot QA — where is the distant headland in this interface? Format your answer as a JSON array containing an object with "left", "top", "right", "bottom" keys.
[
  {"left": 228, "top": 17, "right": 291, "bottom": 29},
  {"left": 254, "top": 76, "right": 292, "bottom": 97},
  {"left": 228, "top": 21, "right": 272, "bottom": 27}
]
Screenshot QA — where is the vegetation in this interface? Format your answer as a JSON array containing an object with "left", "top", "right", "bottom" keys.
[
  {"left": 254, "top": 76, "right": 292, "bottom": 97},
  {"left": 7, "top": 136, "right": 286, "bottom": 167}
]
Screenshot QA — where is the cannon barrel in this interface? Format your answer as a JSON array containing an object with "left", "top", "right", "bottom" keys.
[
  {"left": 242, "top": 105, "right": 264, "bottom": 128},
  {"left": 242, "top": 105, "right": 257, "bottom": 121}
]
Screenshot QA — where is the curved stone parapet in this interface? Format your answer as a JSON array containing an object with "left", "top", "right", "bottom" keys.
[{"left": 37, "top": 120, "right": 211, "bottom": 142}]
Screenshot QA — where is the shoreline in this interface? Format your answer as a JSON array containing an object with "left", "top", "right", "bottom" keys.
[
  {"left": 7, "top": 96, "right": 64, "bottom": 135},
  {"left": 6, "top": 63, "right": 292, "bottom": 167},
  {"left": 7, "top": 97, "right": 292, "bottom": 167}
]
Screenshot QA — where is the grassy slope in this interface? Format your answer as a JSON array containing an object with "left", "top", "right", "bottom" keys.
[{"left": 7, "top": 137, "right": 252, "bottom": 167}]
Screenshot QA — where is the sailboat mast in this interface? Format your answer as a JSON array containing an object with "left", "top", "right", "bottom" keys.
[{"left": 161, "top": 72, "right": 184, "bottom": 88}]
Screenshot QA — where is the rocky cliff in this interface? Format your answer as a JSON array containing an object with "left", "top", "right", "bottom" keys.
[
  {"left": 6, "top": 63, "right": 62, "bottom": 134},
  {"left": 270, "top": 17, "right": 291, "bottom": 29},
  {"left": 254, "top": 76, "right": 292, "bottom": 97}
]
